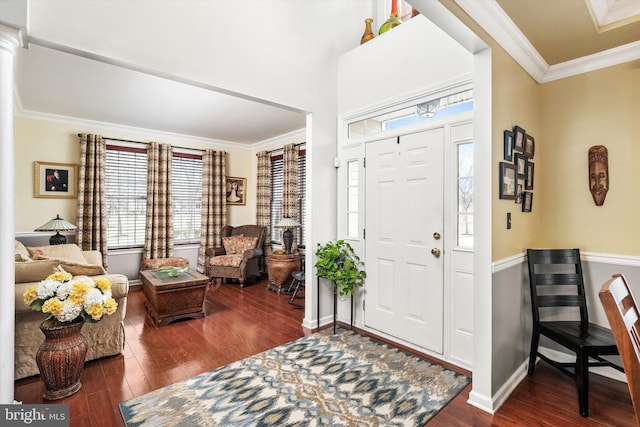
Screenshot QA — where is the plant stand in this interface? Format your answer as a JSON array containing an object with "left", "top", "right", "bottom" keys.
[{"left": 317, "top": 276, "right": 353, "bottom": 334}]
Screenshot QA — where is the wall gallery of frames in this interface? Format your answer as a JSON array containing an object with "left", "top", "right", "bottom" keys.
[{"left": 499, "top": 125, "right": 535, "bottom": 212}]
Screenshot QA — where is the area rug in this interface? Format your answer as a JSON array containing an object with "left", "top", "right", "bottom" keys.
[{"left": 119, "top": 328, "right": 470, "bottom": 426}]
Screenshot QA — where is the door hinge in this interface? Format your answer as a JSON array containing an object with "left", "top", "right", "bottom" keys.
[
  {"left": 363, "top": 299, "right": 365, "bottom": 311},
  {"left": 363, "top": 228, "right": 365, "bottom": 239},
  {"left": 363, "top": 157, "right": 366, "bottom": 168},
  {"left": 396, "top": 136, "right": 400, "bottom": 144}
]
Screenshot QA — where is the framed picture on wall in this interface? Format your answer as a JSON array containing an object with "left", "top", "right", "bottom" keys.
[
  {"left": 522, "top": 191, "right": 533, "bottom": 212},
  {"left": 499, "top": 162, "right": 516, "bottom": 200},
  {"left": 225, "top": 176, "right": 247, "bottom": 205},
  {"left": 503, "top": 129, "right": 514, "bottom": 161},
  {"left": 524, "top": 134, "right": 535, "bottom": 159},
  {"left": 34, "top": 161, "right": 78, "bottom": 199},
  {"left": 514, "top": 153, "right": 528, "bottom": 178},
  {"left": 513, "top": 125, "right": 526, "bottom": 152},
  {"left": 525, "top": 162, "right": 535, "bottom": 190}
]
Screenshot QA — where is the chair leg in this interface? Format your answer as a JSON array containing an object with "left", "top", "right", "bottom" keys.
[
  {"left": 576, "top": 351, "right": 589, "bottom": 417},
  {"left": 528, "top": 330, "right": 540, "bottom": 375}
]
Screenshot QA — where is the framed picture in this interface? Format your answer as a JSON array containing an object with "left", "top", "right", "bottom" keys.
[
  {"left": 499, "top": 162, "right": 516, "bottom": 200},
  {"left": 225, "top": 176, "right": 247, "bottom": 205},
  {"left": 525, "top": 162, "right": 535, "bottom": 190},
  {"left": 514, "top": 152, "right": 528, "bottom": 177},
  {"left": 515, "top": 177, "right": 525, "bottom": 204},
  {"left": 524, "top": 134, "right": 535, "bottom": 159},
  {"left": 513, "top": 125, "right": 526, "bottom": 152},
  {"left": 34, "top": 161, "right": 77, "bottom": 198},
  {"left": 522, "top": 191, "right": 533, "bottom": 212},
  {"left": 503, "top": 130, "right": 514, "bottom": 161}
]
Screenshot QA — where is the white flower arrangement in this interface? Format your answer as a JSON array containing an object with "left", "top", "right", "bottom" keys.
[{"left": 23, "top": 271, "right": 118, "bottom": 324}]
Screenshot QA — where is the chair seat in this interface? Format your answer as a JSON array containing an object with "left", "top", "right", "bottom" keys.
[
  {"left": 540, "top": 321, "right": 619, "bottom": 353},
  {"left": 208, "top": 254, "right": 243, "bottom": 268}
]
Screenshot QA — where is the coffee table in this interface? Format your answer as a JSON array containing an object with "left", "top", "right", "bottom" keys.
[{"left": 140, "top": 269, "right": 210, "bottom": 327}]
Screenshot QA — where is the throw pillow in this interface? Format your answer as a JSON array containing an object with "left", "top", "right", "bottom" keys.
[
  {"left": 57, "top": 259, "right": 106, "bottom": 276},
  {"left": 15, "top": 240, "right": 32, "bottom": 261},
  {"left": 237, "top": 236, "right": 258, "bottom": 253},
  {"left": 27, "top": 244, "right": 87, "bottom": 264},
  {"left": 15, "top": 259, "right": 61, "bottom": 283},
  {"left": 222, "top": 235, "right": 244, "bottom": 254}
]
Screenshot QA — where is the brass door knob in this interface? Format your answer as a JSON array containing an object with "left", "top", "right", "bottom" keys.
[
  {"left": 433, "top": 232, "right": 441, "bottom": 240},
  {"left": 431, "top": 248, "right": 441, "bottom": 257}
]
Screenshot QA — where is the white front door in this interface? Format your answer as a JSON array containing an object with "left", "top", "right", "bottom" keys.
[{"left": 364, "top": 128, "right": 445, "bottom": 353}]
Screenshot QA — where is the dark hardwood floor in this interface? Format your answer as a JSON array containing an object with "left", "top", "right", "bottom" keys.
[{"left": 14, "top": 278, "right": 635, "bottom": 426}]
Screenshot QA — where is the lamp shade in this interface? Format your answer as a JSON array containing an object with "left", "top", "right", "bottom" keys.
[
  {"left": 275, "top": 217, "right": 301, "bottom": 229},
  {"left": 35, "top": 214, "right": 77, "bottom": 232}
]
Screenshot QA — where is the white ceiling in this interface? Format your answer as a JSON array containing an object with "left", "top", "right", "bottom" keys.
[{"left": 11, "top": 0, "right": 640, "bottom": 146}]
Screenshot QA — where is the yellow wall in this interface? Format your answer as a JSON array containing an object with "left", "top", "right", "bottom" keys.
[
  {"left": 539, "top": 62, "right": 640, "bottom": 255},
  {"left": 14, "top": 117, "right": 256, "bottom": 232}
]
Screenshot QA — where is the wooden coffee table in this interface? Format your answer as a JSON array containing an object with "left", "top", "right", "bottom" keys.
[{"left": 140, "top": 269, "right": 210, "bottom": 327}]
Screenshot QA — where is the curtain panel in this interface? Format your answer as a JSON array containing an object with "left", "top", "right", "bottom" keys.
[
  {"left": 256, "top": 151, "right": 271, "bottom": 255},
  {"left": 198, "top": 149, "right": 226, "bottom": 273},
  {"left": 282, "top": 144, "right": 299, "bottom": 219},
  {"left": 77, "top": 134, "right": 108, "bottom": 267},
  {"left": 144, "top": 142, "right": 174, "bottom": 260}
]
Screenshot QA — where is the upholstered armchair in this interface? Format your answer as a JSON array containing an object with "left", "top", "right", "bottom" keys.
[{"left": 205, "top": 225, "right": 266, "bottom": 286}]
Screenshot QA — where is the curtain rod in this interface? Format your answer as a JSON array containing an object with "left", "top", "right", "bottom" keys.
[
  {"left": 257, "top": 142, "right": 306, "bottom": 156},
  {"left": 77, "top": 134, "right": 226, "bottom": 154}
]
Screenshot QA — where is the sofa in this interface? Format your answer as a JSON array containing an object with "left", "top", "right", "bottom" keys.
[{"left": 14, "top": 241, "right": 129, "bottom": 380}]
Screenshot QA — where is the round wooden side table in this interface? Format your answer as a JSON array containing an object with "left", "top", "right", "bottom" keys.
[{"left": 266, "top": 253, "right": 301, "bottom": 293}]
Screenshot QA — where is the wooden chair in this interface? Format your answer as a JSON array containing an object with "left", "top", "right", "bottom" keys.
[
  {"left": 527, "top": 248, "right": 624, "bottom": 417},
  {"left": 599, "top": 274, "right": 640, "bottom": 424}
]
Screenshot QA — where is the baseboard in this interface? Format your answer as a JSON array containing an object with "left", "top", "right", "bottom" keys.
[
  {"left": 491, "top": 360, "right": 528, "bottom": 412},
  {"left": 467, "top": 390, "right": 495, "bottom": 414}
]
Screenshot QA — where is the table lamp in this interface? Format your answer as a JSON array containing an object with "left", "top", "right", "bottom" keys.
[
  {"left": 35, "top": 214, "right": 77, "bottom": 245},
  {"left": 275, "top": 217, "right": 301, "bottom": 254}
]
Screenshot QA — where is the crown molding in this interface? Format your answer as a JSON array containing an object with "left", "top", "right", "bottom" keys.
[
  {"left": 454, "top": 0, "right": 640, "bottom": 84},
  {"left": 251, "top": 128, "right": 306, "bottom": 151}
]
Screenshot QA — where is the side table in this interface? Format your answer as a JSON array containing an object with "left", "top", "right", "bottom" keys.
[{"left": 266, "top": 253, "right": 301, "bottom": 293}]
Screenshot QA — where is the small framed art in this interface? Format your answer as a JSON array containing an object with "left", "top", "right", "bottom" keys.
[
  {"left": 522, "top": 191, "right": 533, "bottom": 212},
  {"left": 524, "top": 134, "right": 535, "bottom": 159},
  {"left": 503, "top": 130, "right": 514, "bottom": 161},
  {"left": 513, "top": 125, "right": 526, "bottom": 152},
  {"left": 525, "top": 162, "right": 535, "bottom": 190},
  {"left": 225, "top": 176, "right": 247, "bottom": 205},
  {"left": 515, "top": 177, "right": 525, "bottom": 204},
  {"left": 514, "top": 152, "right": 528, "bottom": 178},
  {"left": 499, "top": 162, "right": 516, "bottom": 200},
  {"left": 34, "top": 161, "right": 78, "bottom": 199}
]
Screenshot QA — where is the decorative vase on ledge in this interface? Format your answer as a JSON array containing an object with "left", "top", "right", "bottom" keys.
[
  {"left": 360, "top": 18, "right": 375, "bottom": 44},
  {"left": 36, "top": 318, "right": 88, "bottom": 400},
  {"left": 379, "top": 0, "right": 402, "bottom": 35}
]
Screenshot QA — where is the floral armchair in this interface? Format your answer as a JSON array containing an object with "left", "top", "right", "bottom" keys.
[{"left": 205, "top": 225, "right": 266, "bottom": 286}]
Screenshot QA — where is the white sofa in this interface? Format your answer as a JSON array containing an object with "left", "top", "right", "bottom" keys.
[{"left": 14, "top": 242, "right": 129, "bottom": 380}]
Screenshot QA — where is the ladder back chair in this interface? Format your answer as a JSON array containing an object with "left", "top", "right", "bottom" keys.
[
  {"left": 599, "top": 274, "right": 640, "bottom": 424},
  {"left": 527, "top": 248, "right": 624, "bottom": 417}
]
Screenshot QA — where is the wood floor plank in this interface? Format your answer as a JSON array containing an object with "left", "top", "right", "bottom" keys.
[{"left": 14, "top": 278, "right": 635, "bottom": 426}]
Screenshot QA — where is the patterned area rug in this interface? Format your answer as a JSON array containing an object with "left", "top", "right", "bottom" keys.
[{"left": 119, "top": 328, "right": 470, "bottom": 426}]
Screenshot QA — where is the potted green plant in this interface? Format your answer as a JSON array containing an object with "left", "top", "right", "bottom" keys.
[{"left": 315, "top": 240, "right": 366, "bottom": 297}]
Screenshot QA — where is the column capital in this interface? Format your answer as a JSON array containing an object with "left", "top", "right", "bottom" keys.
[{"left": 0, "top": 24, "right": 21, "bottom": 54}]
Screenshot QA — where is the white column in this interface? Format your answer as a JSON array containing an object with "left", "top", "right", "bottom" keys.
[{"left": 0, "top": 24, "right": 20, "bottom": 404}]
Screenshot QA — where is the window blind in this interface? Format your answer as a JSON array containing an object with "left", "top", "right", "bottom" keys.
[
  {"left": 270, "top": 149, "right": 306, "bottom": 246},
  {"left": 105, "top": 145, "right": 148, "bottom": 249},
  {"left": 172, "top": 154, "right": 203, "bottom": 244}
]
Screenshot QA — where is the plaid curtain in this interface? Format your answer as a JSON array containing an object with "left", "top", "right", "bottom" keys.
[
  {"left": 283, "top": 144, "right": 299, "bottom": 219},
  {"left": 197, "top": 149, "right": 226, "bottom": 273},
  {"left": 256, "top": 151, "right": 271, "bottom": 255},
  {"left": 77, "top": 134, "right": 108, "bottom": 267},
  {"left": 144, "top": 142, "right": 174, "bottom": 259}
]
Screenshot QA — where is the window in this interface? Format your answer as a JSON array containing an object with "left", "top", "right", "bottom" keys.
[
  {"left": 346, "top": 160, "right": 359, "bottom": 238},
  {"left": 172, "top": 153, "right": 203, "bottom": 244},
  {"left": 105, "top": 145, "right": 148, "bottom": 249},
  {"left": 105, "top": 145, "right": 204, "bottom": 249},
  {"left": 270, "top": 149, "right": 306, "bottom": 247},
  {"left": 457, "top": 142, "right": 473, "bottom": 248}
]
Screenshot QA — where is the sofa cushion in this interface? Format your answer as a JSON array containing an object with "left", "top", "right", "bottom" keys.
[
  {"left": 222, "top": 235, "right": 244, "bottom": 254},
  {"left": 208, "top": 254, "right": 243, "bottom": 267},
  {"left": 58, "top": 259, "right": 107, "bottom": 276},
  {"left": 15, "top": 240, "right": 32, "bottom": 262},
  {"left": 28, "top": 244, "right": 87, "bottom": 264},
  {"left": 237, "top": 236, "right": 258, "bottom": 253},
  {"left": 15, "top": 259, "right": 61, "bottom": 284}
]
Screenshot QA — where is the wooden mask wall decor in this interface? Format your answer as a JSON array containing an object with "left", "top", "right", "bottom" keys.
[{"left": 588, "top": 145, "right": 608, "bottom": 206}]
